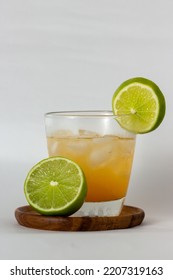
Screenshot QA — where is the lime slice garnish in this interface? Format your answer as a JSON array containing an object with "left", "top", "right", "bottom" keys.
[
  {"left": 112, "top": 77, "right": 166, "bottom": 134},
  {"left": 24, "top": 157, "right": 87, "bottom": 216}
]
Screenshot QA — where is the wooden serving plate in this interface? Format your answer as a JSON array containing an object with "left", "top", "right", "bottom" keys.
[{"left": 15, "top": 205, "right": 145, "bottom": 231}]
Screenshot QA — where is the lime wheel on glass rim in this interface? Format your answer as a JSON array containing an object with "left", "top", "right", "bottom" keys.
[
  {"left": 24, "top": 156, "right": 87, "bottom": 216},
  {"left": 112, "top": 77, "right": 166, "bottom": 134}
]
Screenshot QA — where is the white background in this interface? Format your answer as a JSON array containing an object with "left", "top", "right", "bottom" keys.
[{"left": 0, "top": 0, "right": 173, "bottom": 260}]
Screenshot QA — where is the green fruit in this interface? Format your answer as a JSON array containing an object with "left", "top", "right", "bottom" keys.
[
  {"left": 24, "top": 157, "right": 87, "bottom": 216},
  {"left": 112, "top": 77, "right": 166, "bottom": 134}
]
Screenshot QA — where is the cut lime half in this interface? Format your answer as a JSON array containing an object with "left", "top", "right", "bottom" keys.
[
  {"left": 24, "top": 157, "right": 87, "bottom": 216},
  {"left": 112, "top": 77, "right": 166, "bottom": 134}
]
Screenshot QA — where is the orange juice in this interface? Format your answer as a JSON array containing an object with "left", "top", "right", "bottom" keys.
[{"left": 47, "top": 130, "right": 135, "bottom": 202}]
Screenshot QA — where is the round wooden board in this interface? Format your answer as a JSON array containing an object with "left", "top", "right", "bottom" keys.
[{"left": 15, "top": 205, "right": 145, "bottom": 231}]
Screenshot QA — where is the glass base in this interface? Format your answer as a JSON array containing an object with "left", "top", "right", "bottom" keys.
[{"left": 71, "top": 198, "right": 125, "bottom": 217}]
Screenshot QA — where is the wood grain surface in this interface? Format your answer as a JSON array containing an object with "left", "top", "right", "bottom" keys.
[{"left": 15, "top": 205, "right": 145, "bottom": 231}]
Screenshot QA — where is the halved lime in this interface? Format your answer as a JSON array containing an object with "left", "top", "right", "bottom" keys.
[
  {"left": 112, "top": 77, "right": 166, "bottom": 134},
  {"left": 24, "top": 157, "right": 87, "bottom": 216}
]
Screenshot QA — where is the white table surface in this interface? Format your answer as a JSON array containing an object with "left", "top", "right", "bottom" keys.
[{"left": 0, "top": 0, "right": 173, "bottom": 260}]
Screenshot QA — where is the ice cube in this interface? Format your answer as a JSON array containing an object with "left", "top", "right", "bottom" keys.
[
  {"left": 92, "top": 135, "right": 117, "bottom": 144},
  {"left": 79, "top": 129, "right": 99, "bottom": 138},
  {"left": 67, "top": 139, "right": 88, "bottom": 154},
  {"left": 49, "top": 141, "right": 59, "bottom": 155},
  {"left": 89, "top": 143, "right": 114, "bottom": 167}
]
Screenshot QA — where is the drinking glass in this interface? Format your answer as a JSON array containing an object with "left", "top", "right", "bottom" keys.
[{"left": 45, "top": 111, "right": 136, "bottom": 217}]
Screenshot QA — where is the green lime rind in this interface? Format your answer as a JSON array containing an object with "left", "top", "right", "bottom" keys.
[
  {"left": 112, "top": 77, "right": 166, "bottom": 134},
  {"left": 24, "top": 156, "right": 87, "bottom": 216}
]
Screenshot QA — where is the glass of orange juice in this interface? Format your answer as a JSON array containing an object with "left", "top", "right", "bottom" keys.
[{"left": 45, "top": 111, "right": 136, "bottom": 217}]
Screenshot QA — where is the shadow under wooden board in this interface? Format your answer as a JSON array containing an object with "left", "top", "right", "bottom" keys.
[{"left": 15, "top": 205, "right": 145, "bottom": 231}]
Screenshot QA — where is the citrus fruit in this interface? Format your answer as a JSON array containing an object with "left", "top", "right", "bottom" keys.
[
  {"left": 112, "top": 77, "right": 166, "bottom": 134},
  {"left": 24, "top": 157, "right": 87, "bottom": 216}
]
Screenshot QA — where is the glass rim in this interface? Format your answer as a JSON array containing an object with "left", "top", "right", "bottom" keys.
[
  {"left": 44, "top": 110, "right": 136, "bottom": 137},
  {"left": 45, "top": 110, "right": 128, "bottom": 118}
]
